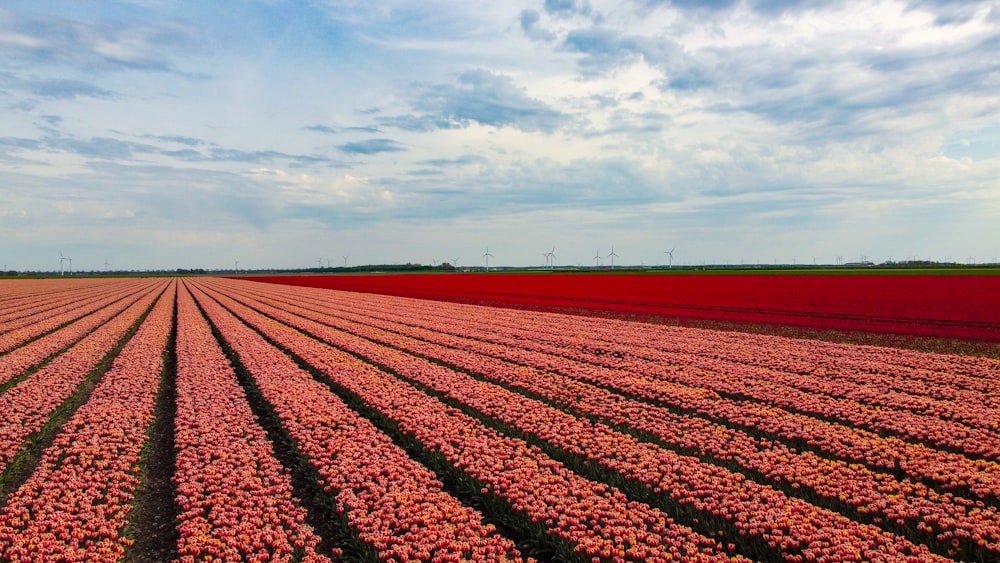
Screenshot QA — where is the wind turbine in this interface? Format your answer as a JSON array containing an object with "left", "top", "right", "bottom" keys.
[
  {"left": 234, "top": 259, "right": 239, "bottom": 272},
  {"left": 607, "top": 246, "right": 618, "bottom": 270},
  {"left": 483, "top": 246, "right": 493, "bottom": 272},
  {"left": 60, "top": 251, "right": 72, "bottom": 275},
  {"left": 593, "top": 248, "right": 601, "bottom": 267},
  {"left": 104, "top": 258, "right": 110, "bottom": 272},
  {"left": 317, "top": 258, "right": 324, "bottom": 269},
  {"left": 451, "top": 257, "right": 460, "bottom": 269},
  {"left": 342, "top": 255, "right": 348, "bottom": 267},
  {"left": 663, "top": 247, "right": 675, "bottom": 268},
  {"left": 543, "top": 246, "right": 555, "bottom": 270}
]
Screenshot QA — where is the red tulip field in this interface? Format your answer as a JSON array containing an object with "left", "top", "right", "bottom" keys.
[
  {"left": 245, "top": 274, "right": 1000, "bottom": 344},
  {"left": 0, "top": 276, "right": 998, "bottom": 562}
]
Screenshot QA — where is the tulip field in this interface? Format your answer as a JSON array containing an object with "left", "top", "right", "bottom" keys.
[{"left": 0, "top": 276, "right": 998, "bottom": 562}]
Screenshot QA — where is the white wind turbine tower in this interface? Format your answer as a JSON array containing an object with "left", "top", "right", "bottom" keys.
[
  {"left": 451, "top": 257, "right": 460, "bottom": 269},
  {"left": 317, "top": 258, "right": 324, "bottom": 269},
  {"left": 104, "top": 258, "right": 110, "bottom": 272},
  {"left": 607, "top": 246, "right": 618, "bottom": 270},
  {"left": 542, "top": 246, "right": 555, "bottom": 269},
  {"left": 664, "top": 247, "right": 675, "bottom": 268},
  {"left": 59, "top": 251, "right": 69, "bottom": 276},
  {"left": 234, "top": 259, "right": 239, "bottom": 272},
  {"left": 483, "top": 246, "right": 493, "bottom": 272},
  {"left": 593, "top": 248, "right": 601, "bottom": 268},
  {"left": 342, "top": 255, "right": 349, "bottom": 267}
]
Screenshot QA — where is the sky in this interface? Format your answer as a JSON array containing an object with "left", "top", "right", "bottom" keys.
[{"left": 1, "top": 0, "right": 998, "bottom": 271}]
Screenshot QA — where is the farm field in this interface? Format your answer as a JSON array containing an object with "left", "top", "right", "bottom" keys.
[
  {"left": 0, "top": 276, "right": 998, "bottom": 562},
  {"left": 243, "top": 274, "right": 1000, "bottom": 344}
]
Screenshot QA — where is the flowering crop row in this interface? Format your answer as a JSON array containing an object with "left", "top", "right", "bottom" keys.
[
  {"left": 226, "top": 279, "right": 1000, "bottom": 504},
  {"left": 206, "top": 280, "right": 955, "bottom": 562},
  {"left": 333, "top": 292, "right": 1000, "bottom": 424},
  {"left": 0, "top": 281, "right": 167, "bottom": 476},
  {"left": 0, "top": 280, "right": 176, "bottom": 562},
  {"left": 0, "top": 280, "right": 155, "bottom": 354},
  {"left": 243, "top": 273, "right": 1000, "bottom": 342},
  {"left": 0, "top": 280, "right": 163, "bottom": 384},
  {"left": 0, "top": 279, "right": 133, "bottom": 330},
  {"left": 330, "top": 296, "right": 1000, "bottom": 497},
  {"left": 330, "top": 287, "right": 1000, "bottom": 398},
  {"left": 186, "top": 282, "right": 525, "bottom": 562},
  {"left": 214, "top": 280, "right": 1000, "bottom": 558},
  {"left": 172, "top": 283, "right": 328, "bottom": 562},
  {"left": 0, "top": 278, "right": 118, "bottom": 307},
  {"left": 192, "top": 280, "right": 742, "bottom": 563},
  {"left": 311, "top": 292, "right": 1000, "bottom": 459}
]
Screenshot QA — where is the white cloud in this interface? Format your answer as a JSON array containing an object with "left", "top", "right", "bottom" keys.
[{"left": 0, "top": 0, "right": 997, "bottom": 270}]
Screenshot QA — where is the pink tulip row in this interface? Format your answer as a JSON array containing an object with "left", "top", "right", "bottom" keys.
[
  {"left": 193, "top": 280, "right": 743, "bottom": 563},
  {"left": 0, "top": 280, "right": 163, "bottom": 384},
  {"left": 358, "top": 294, "right": 1000, "bottom": 421},
  {"left": 567, "top": 313, "right": 1000, "bottom": 387},
  {"left": 0, "top": 279, "right": 132, "bottom": 330},
  {"left": 223, "top": 284, "right": 1000, "bottom": 558},
  {"left": 207, "top": 282, "right": 954, "bottom": 563},
  {"left": 0, "top": 282, "right": 167, "bottom": 476},
  {"left": 325, "top": 286, "right": 1000, "bottom": 397},
  {"left": 187, "top": 283, "right": 526, "bottom": 562},
  {"left": 0, "top": 281, "right": 176, "bottom": 562},
  {"left": 0, "top": 278, "right": 116, "bottom": 306},
  {"left": 312, "top": 291, "right": 1000, "bottom": 455},
  {"left": 219, "top": 279, "right": 1000, "bottom": 503},
  {"left": 172, "top": 283, "right": 329, "bottom": 563},
  {"left": 0, "top": 280, "right": 155, "bottom": 354},
  {"left": 327, "top": 300, "right": 1000, "bottom": 496}
]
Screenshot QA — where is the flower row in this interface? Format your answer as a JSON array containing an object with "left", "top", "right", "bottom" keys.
[
  {"left": 0, "top": 281, "right": 176, "bottom": 562},
  {"left": 0, "top": 280, "right": 162, "bottom": 384},
  {"left": 0, "top": 278, "right": 120, "bottom": 310},
  {"left": 354, "top": 292, "right": 1000, "bottom": 420},
  {"left": 225, "top": 279, "right": 1000, "bottom": 504},
  {"left": 172, "top": 283, "right": 328, "bottom": 562},
  {"left": 241, "top": 273, "right": 1000, "bottom": 341},
  {"left": 296, "top": 281, "right": 1000, "bottom": 393},
  {"left": 212, "top": 282, "right": 950, "bottom": 563},
  {"left": 319, "top": 290, "right": 1000, "bottom": 453},
  {"left": 188, "top": 283, "right": 525, "bottom": 562},
  {"left": 0, "top": 279, "right": 132, "bottom": 333},
  {"left": 0, "top": 282, "right": 166, "bottom": 476},
  {"left": 302, "top": 298, "right": 1000, "bottom": 558},
  {"left": 197, "top": 280, "right": 740, "bottom": 563}
]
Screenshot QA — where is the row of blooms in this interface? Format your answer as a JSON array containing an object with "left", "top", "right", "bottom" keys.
[
  {"left": 323, "top": 290, "right": 1000, "bottom": 460},
  {"left": 241, "top": 273, "right": 1000, "bottom": 341},
  {"left": 209, "top": 280, "right": 955, "bottom": 563},
  {"left": 0, "top": 278, "right": 119, "bottom": 313},
  {"left": 0, "top": 282, "right": 166, "bottom": 476},
  {"left": 0, "top": 281, "right": 176, "bottom": 562},
  {"left": 0, "top": 279, "right": 134, "bottom": 336},
  {"left": 227, "top": 279, "right": 1000, "bottom": 504},
  {"left": 225, "top": 282, "right": 1000, "bottom": 559},
  {"left": 195, "top": 280, "right": 743, "bottom": 563},
  {"left": 357, "top": 294, "right": 1000, "bottom": 427},
  {"left": 344, "top": 296, "right": 1000, "bottom": 498},
  {"left": 0, "top": 280, "right": 162, "bottom": 383},
  {"left": 187, "top": 282, "right": 525, "bottom": 562},
  {"left": 172, "top": 283, "right": 329, "bottom": 562},
  {"left": 248, "top": 276, "right": 1000, "bottom": 391}
]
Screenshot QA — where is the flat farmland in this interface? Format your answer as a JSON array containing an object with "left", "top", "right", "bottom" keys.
[
  {"left": 244, "top": 273, "right": 1000, "bottom": 344},
  {"left": 0, "top": 275, "right": 999, "bottom": 562}
]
